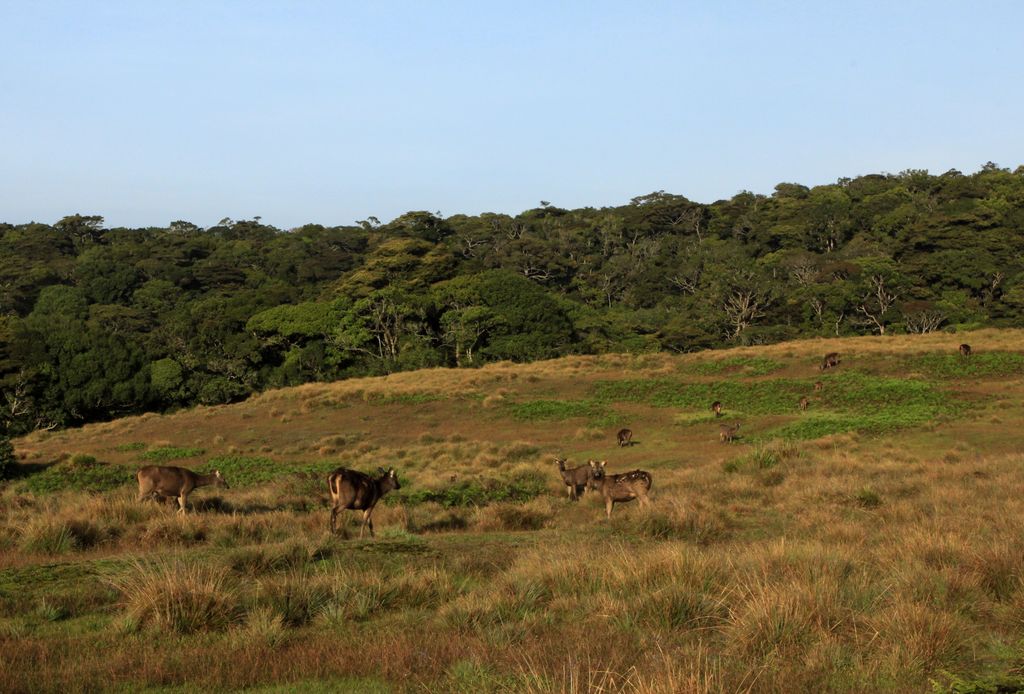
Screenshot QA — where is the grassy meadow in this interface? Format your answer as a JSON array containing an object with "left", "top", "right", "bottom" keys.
[{"left": 4, "top": 329, "right": 1024, "bottom": 693}]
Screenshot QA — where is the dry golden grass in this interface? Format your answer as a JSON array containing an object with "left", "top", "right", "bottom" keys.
[{"left": 4, "top": 330, "right": 1024, "bottom": 692}]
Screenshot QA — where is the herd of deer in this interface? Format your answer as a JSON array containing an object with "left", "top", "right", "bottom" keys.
[{"left": 135, "top": 344, "right": 976, "bottom": 535}]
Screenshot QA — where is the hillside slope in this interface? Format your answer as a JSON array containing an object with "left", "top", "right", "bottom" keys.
[{"left": 3, "top": 329, "right": 1024, "bottom": 692}]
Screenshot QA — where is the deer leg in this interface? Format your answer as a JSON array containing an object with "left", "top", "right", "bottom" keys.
[
  {"left": 367, "top": 512, "right": 375, "bottom": 538},
  {"left": 605, "top": 498, "right": 614, "bottom": 520},
  {"left": 177, "top": 493, "right": 187, "bottom": 514},
  {"left": 359, "top": 509, "right": 370, "bottom": 539},
  {"left": 330, "top": 506, "right": 337, "bottom": 534}
]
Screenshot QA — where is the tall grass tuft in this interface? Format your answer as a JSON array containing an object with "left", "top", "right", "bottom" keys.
[{"left": 106, "top": 557, "right": 242, "bottom": 633}]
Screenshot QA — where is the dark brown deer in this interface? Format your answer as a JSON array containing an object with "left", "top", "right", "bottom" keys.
[
  {"left": 616, "top": 428, "right": 633, "bottom": 447},
  {"left": 719, "top": 422, "right": 740, "bottom": 443},
  {"left": 820, "top": 352, "right": 840, "bottom": 370},
  {"left": 587, "top": 460, "right": 652, "bottom": 519},
  {"left": 554, "top": 456, "right": 590, "bottom": 501},
  {"left": 814, "top": 381, "right": 823, "bottom": 391},
  {"left": 711, "top": 401, "right": 723, "bottom": 417},
  {"left": 799, "top": 396, "right": 809, "bottom": 411},
  {"left": 959, "top": 343, "right": 972, "bottom": 357},
  {"left": 328, "top": 466, "right": 400, "bottom": 537},
  {"left": 136, "top": 466, "right": 229, "bottom": 514}
]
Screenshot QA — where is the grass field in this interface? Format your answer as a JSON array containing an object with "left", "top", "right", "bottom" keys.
[{"left": 4, "top": 329, "right": 1024, "bottom": 693}]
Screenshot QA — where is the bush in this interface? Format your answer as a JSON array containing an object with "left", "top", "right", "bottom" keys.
[{"left": 0, "top": 435, "right": 14, "bottom": 480}]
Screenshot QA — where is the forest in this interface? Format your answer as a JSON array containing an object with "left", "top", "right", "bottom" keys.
[{"left": 2, "top": 163, "right": 1022, "bottom": 437}]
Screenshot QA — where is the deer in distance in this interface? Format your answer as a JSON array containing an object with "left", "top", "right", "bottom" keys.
[
  {"left": 720, "top": 422, "right": 740, "bottom": 443},
  {"left": 799, "top": 396, "right": 810, "bottom": 411},
  {"left": 136, "top": 466, "right": 229, "bottom": 514},
  {"left": 820, "top": 352, "right": 840, "bottom": 370},
  {"left": 328, "top": 466, "right": 401, "bottom": 537},
  {"left": 814, "top": 381, "right": 823, "bottom": 391},
  {"left": 959, "top": 343, "right": 972, "bottom": 357},
  {"left": 616, "top": 428, "right": 633, "bottom": 447},
  {"left": 554, "top": 456, "right": 591, "bottom": 501},
  {"left": 587, "top": 460, "right": 653, "bottom": 519},
  {"left": 711, "top": 400, "right": 723, "bottom": 417}
]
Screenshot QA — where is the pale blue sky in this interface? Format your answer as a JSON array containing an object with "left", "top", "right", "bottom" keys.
[{"left": 2, "top": 1, "right": 1022, "bottom": 229}]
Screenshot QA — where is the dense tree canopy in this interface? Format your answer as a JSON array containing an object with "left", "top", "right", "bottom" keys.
[{"left": 2, "top": 165, "right": 1023, "bottom": 434}]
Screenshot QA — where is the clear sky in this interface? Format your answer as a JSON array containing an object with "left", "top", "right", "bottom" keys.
[{"left": 2, "top": 1, "right": 1022, "bottom": 229}]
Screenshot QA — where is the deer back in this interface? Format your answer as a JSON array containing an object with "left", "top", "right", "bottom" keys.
[{"left": 137, "top": 465, "right": 198, "bottom": 496}]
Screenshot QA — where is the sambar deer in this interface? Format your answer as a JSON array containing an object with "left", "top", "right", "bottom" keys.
[
  {"left": 587, "top": 460, "right": 652, "bottom": 519},
  {"left": 959, "top": 343, "right": 972, "bottom": 357},
  {"left": 136, "top": 466, "right": 229, "bottom": 514},
  {"left": 719, "top": 422, "right": 740, "bottom": 443},
  {"left": 711, "top": 401, "right": 723, "bottom": 417},
  {"left": 616, "top": 428, "right": 633, "bottom": 447},
  {"left": 328, "top": 466, "right": 400, "bottom": 537},
  {"left": 799, "top": 396, "right": 810, "bottom": 411},
  {"left": 820, "top": 352, "right": 840, "bottom": 371},
  {"left": 814, "top": 381, "right": 823, "bottom": 391},
  {"left": 554, "top": 456, "right": 590, "bottom": 501}
]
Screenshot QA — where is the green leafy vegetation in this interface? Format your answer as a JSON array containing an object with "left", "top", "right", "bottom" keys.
[
  {"left": 138, "top": 446, "right": 206, "bottom": 462},
  {"left": 20, "top": 457, "right": 133, "bottom": 493},
  {"left": 3, "top": 165, "right": 1024, "bottom": 436},
  {"left": 393, "top": 472, "right": 546, "bottom": 507}
]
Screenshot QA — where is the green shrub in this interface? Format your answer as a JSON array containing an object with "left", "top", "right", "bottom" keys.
[
  {"left": 139, "top": 446, "right": 205, "bottom": 462},
  {"left": 0, "top": 435, "right": 14, "bottom": 480}
]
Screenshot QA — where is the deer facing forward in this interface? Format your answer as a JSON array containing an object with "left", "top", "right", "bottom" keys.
[
  {"left": 137, "top": 466, "right": 229, "bottom": 514},
  {"left": 555, "top": 456, "right": 590, "bottom": 501},
  {"left": 328, "top": 467, "right": 401, "bottom": 537},
  {"left": 587, "top": 460, "right": 652, "bottom": 519}
]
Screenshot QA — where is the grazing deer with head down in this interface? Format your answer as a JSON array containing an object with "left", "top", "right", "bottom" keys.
[
  {"left": 554, "top": 456, "right": 590, "bottom": 501},
  {"left": 137, "top": 466, "right": 229, "bottom": 514},
  {"left": 616, "top": 428, "right": 633, "bottom": 447},
  {"left": 820, "top": 352, "right": 840, "bottom": 370},
  {"left": 711, "top": 401, "right": 723, "bottom": 417},
  {"left": 328, "top": 466, "right": 401, "bottom": 537},
  {"left": 720, "top": 422, "right": 740, "bottom": 443},
  {"left": 587, "top": 460, "right": 652, "bottom": 519},
  {"left": 799, "top": 396, "right": 810, "bottom": 411},
  {"left": 959, "top": 343, "right": 972, "bottom": 357}
]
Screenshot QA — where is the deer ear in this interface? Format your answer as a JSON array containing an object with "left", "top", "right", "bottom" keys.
[{"left": 600, "top": 461, "right": 607, "bottom": 468}]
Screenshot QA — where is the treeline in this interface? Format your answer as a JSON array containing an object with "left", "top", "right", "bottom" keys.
[{"left": 2, "top": 163, "right": 1023, "bottom": 435}]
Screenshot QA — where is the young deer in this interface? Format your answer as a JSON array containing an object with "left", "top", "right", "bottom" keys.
[
  {"left": 710, "top": 401, "right": 723, "bottom": 417},
  {"left": 799, "top": 396, "right": 809, "bottom": 411},
  {"left": 719, "top": 422, "right": 740, "bottom": 443},
  {"left": 587, "top": 460, "right": 652, "bottom": 519},
  {"left": 328, "top": 467, "right": 401, "bottom": 537},
  {"left": 137, "top": 466, "right": 229, "bottom": 514},
  {"left": 959, "top": 343, "right": 972, "bottom": 357},
  {"left": 616, "top": 428, "right": 633, "bottom": 447},
  {"left": 554, "top": 456, "right": 590, "bottom": 501},
  {"left": 820, "top": 352, "right": 840, "bottom": 370},
  {"left": 814, "top": 381, "right": 823, "bottom": 391}
]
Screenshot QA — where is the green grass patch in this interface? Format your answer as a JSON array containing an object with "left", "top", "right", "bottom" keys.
[
  {"left": 393, "top": 472, "right": 546, "bottom": 508},
  {"left": 20, "top": 458, "right": 134, "bottom": 494},
  {"left": 368, "top": 392, "right": 445, "bottom": 405},
  {"left": 205, "top": 456, "right": 334, "bottom": 487},
  {"left": 139, "top": 446, "right": 206, "bottom": 462}
]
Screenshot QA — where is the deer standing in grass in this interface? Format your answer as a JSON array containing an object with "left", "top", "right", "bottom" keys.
[
  {"left": 820, "top": 352, "right": 840, "bottom": 370},
  {"left": 814, "top": 381, "right": 823, "bottom": 392},
  {"left": 136, "top": 466, "right": 229, "bottom": 514},
  {"left": 799, "top": 396, "right": 810, "bottom": 411},
  {"left": 328, "top": 467, "right": 401, "bottom": 537},
  {"left": 711, "top": 401, "right": 723, "bottom": 417},
  {"left": 720, "top": 422, "right": 740, "bottom": 443},
  {"left": 616, "top": 428, "right": 633, "bottom": 447},
  {"left": 587, "top": 460, "right": 652, "bottom": 519},
  {"left": 554, "top": 456, "right": 590, "bottom": 502},
  {"left": 959, "top": 343, "right": 972, "bottom": 357}
]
